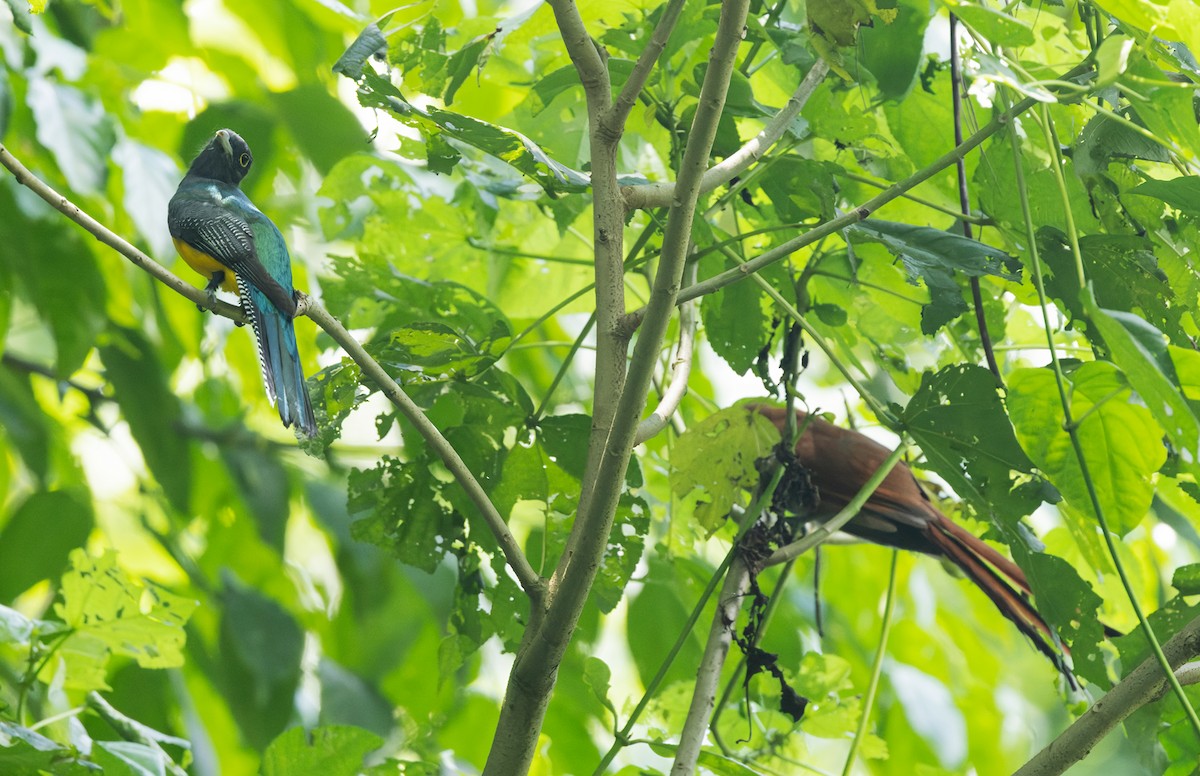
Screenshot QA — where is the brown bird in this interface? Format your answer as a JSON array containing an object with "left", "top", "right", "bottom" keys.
[{"left": 751, "top": 404, "right": 1068, "bottom": 677}]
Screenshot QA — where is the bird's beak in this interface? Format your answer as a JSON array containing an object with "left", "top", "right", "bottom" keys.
[{"left": 216, "top": 129, "right": 233, "bottom": 157}]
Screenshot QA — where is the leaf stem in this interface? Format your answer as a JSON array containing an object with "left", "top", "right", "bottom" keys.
[
  {"left": 1010, "top": 94, "right": 1200, "bottom": 739},
  {"left": 841, "top": 550, "right": 898, "bottom": 776}
]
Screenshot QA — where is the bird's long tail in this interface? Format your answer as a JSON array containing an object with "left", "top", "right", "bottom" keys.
[
  {"left": 239, "top": 279, "right": 317, "bottom": 437},
  {"left": 924, "top": 514, "right": 1072, "bottom": 681}
]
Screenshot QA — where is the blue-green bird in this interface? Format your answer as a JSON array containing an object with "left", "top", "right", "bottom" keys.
[{"left": 168, "top": 129, "right": 317, "bottom": 437}]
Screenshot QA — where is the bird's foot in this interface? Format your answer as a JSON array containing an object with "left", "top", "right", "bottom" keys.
[{"left": 198, "top": 272, "right": 225, "bottom": 313}]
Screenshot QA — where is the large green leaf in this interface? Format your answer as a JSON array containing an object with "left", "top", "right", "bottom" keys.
[
  {"left": 261, "top": 725, "right": 383, "bottom": 776},
  {"left": 353, "top": 70, "right": 589, "bottom": 195},
  {"left": 51, "top": 549, "right": 198, "bottom": 690},
  {"left": 100, "top": 326, "right": 192, "bottom": 514},
  {"left": 217, "top": 574, "right": 305, "bottom": 750},
  {"left": 670, "top": 403, "right": 780, "bottom": 533},
  {"left": 1084, "top": 291, "right": 1200, "bottom": 477},
  {"left": 0, "top": 489, "right": 93, "bottom": 601},
  {"left": 902, "top": 363, "right": 1040, "bottom": 528},
  {"left": 848, "top": 219, "right": 1021, "bottom": 334},
  {"left": 1007, "top": 363, "right": 1166, "bottom": 535}
]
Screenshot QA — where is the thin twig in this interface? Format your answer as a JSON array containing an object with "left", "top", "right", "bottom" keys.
[
  {"left": 950, "top": 14, "right": 1002, "bottom": 381},
  {"left": 622, "top": 60, "right": 831, "bottom": 210},
  {"left": 633, "top": 260, "right": 697, "bottom": 445},
  {"left": 608, "top": 0, "right": 689, "bottom": 131}
]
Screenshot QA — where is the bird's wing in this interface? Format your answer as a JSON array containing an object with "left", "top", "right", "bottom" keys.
[{"left": 167, "top": 187, "right": 296, "bottom": 316}]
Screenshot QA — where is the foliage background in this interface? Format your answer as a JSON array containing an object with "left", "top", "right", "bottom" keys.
[{"left": 1, "top": 0, "right": 1199, "bottom": 774}]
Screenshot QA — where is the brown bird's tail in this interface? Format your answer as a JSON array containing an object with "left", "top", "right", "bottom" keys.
[{"left": 923, "top": 514, "right": 1072, "bottom": 681}]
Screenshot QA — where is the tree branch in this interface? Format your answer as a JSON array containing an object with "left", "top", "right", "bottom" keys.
[
  {"left": 670, "top": 554, "right": 752, "bottom": 775},
  {"left": 633, "top": 260, "right": 697, "bottom": 445},
  {"left": 608, "top": 0, "right": 689, "bottom": 131},
  {"left": 622, "top": 59, "right": 830, "bottom": 210},
  {"left": 1014, "top": 614, "right": 1200, "bottom": 776},
  {"left": 0, "top": 142, "right": 544, "bottom": 602},
  {"left": 547, "top": 0, "right": 611, "bottom": 111},
  {"left": 483, "top": 1, "right": 627, "bottom": 773},
  {"left": 485, "top": 1, "right": 752, "bottom": 772}
]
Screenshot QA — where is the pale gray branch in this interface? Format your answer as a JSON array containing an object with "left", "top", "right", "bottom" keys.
[
  {"left": 609, "top": 0, "right": 689, "bottom": 130},
  {"left": 1015, "top": 615, "right": 1200, "bottom": 776},
  {"left": 547, "top": 0, "right": 611, "bottom": 107},
  {"left": 634, "top": 260, "right": 698, "bottom": 445},
  {"left": 670, "top": 555, "right": 752, "bottom": 775},
  {"left": 622, "top": 59, "right": 830, "bottom": 211}
]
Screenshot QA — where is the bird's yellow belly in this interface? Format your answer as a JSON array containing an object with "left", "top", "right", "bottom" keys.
[{"left": 174, "top": 238, "right": 239, "bottom": 293}]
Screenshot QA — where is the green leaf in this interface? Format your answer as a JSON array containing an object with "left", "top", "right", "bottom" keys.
[
  {"left": 1131, "top": 176, "right": 1200, "bottom": 214},
  {"left": 861, "top": 0, "right": 930, "bottom": 98},
  {"left": 332, "top": 22, "right": 386, "bottom": 78},
  {"left": 700, "top": 260, "right": 769, "bottom": 376},
  {"left": 444, "top": 32, "right": 494, "bottom": 105},
  {"left": 51, "top": 549, "right": 198, "bottom": 690},
  {"left": 1074, "top": 115, "right": 1170, "bottom": 177},
  {"left": 27, "top": 78, "right": 114, "bottom": 196},
  {"left": 0, "top": 67, "right": 12, "bottom": 139},
  {"left": 354, "top": 70, "right": 589, "bottom": 196},
  {"left": 0, "top": 489, "right": 93, "bottom": 601},
  {"left": 1018, "top": 552, "right": 1107, "bottom": 688},
  {"left": 848, "top": 219, "right": 1021, "bottom": 334},
  {"left": 756, "top": 157, "right": 838, "bottom": 224},
  {"left": 221, "top": 445, "right": 291, "bottom": 551},
  {"left": 272, "top": 84, "right": 366, "bottom": 175},
  {"left": 902, "top": 364, "right": 1040, "bottom": 527},
  {"left": 670, "top": 404, "right": 781, "bottom": 532},
  {"left": 261, "top": 725, "right": 383, "bottom": 776},
  {"left": 1036, "top": 229, "right": 1182, "bottom": 342},
  {"left": 1007, "top": 363, "right": 1166, "bottom": 535},
  {"left": 582, "top": 656, "right": 617, "bottom": 722},
  {"left": 111, "top": 137, "right": 179, "bottom": 257},
  {"left": 1084, "top": 292, "right": 1200, "bottom": 476},
  {"left": 0, "top": 191, "right": 108, "bottom": 376},
  {"left": 0, "top": 605, "right": 34, "bottom": 644},
  {"left": 0, "top": 369, "right": 50, "bottom": 482},
  {"left": 349, "top": 455, "right": 464, "bottom": 573},
  {"left": 0, "top": 721, "right": 83, "bottom": 775},
  {"left": 101, "top": 327, "right": 192, "bottom": 514},
  {"left": 92, "top": 741, "right": 173, "bottom": 776},
  {"left": 950, "top": 5, "right": 1035, "bottom": 47},
  {"left": 627, "top": 558, "right": 707, "bottom": 690},
  {"left": 218, "top": 574, "right": 305, "bottom": 749},
  {"left": 3, "top": 0, "right": 31, "bottom": 33},
  {"left": 1172, "top": 563, "right": 1200, "bottom": 595},
  {"left": 1096, "top": 35, "right": 1135, "bottom": 86},
  {"left": 528, "top": 60, "right": 636, "bottom": 116}
]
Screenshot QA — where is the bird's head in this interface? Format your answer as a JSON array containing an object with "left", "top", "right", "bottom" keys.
[{"left": 186, "top": 128, "right": 254, "bottom": 185}]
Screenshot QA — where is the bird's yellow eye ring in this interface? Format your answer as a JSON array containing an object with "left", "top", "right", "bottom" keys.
[{"left": 239, "top": 153, "right": 250, "bottom": 167}]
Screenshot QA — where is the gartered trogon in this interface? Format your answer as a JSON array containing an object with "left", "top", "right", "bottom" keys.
[{"left": 168, "top": 128, "right": 317, "bottom": 437}]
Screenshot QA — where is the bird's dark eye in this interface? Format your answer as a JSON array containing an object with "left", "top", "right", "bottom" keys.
[{"left": 239, "top": 153, "right": 250, "bottom": 167}]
